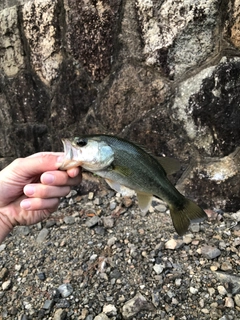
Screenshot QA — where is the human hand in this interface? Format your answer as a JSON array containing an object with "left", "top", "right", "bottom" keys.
[{"left": 0, "top": 152, "right": 82, "bottom": 243}]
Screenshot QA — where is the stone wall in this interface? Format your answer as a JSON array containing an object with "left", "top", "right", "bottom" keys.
[{"left": 0, "top": 0, "right": 240, "bottom": 211}]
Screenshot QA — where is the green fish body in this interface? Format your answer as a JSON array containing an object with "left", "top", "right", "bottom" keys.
[{"left": 60, "top": 134, "right": 207, "bottom": 235}]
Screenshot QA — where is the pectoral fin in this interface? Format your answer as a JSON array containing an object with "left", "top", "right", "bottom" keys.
[
  {"left": 105, "top": 179, "right": 135, "bottom": 196},
  {"left": 137, "top": 192, "right": 153, "bottom": 213},
  {"left": 105, "top": 179, "right": 121, "bottom": 193},
  {"left": 112, "top": 165, "right": 132, "bottom": 177}
]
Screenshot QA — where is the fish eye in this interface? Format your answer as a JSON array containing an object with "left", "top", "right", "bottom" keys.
[{"left": 75, "top": 138, "right": 88, "bottom": 147}]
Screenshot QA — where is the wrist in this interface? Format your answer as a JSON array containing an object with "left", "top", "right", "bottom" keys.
[{"left": 0, "top": 210, "right": 13, "bottom": 244}]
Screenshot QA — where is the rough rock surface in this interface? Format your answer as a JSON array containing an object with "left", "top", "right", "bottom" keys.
[
  {"left": 0, "top": 181, "right": 240, "bottom": 319},
  {"left": 0, "top": 0, "right": 240, "bottom": 212}
]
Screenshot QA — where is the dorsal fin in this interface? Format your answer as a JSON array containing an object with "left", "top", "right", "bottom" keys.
[{"left": 156, "top": 157, "right": 181, "bottom": 175}]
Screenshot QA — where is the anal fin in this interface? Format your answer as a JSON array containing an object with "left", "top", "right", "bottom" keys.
[{"left": 137, "top": 192, "right": 153, "bottom": 213}]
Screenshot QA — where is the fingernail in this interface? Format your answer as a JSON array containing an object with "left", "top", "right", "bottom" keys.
[
  {"left": 24, "top": 185, "right": 35, "bottom": 196},
  {"left": 42, "top": 173, "right": 54, "bottom": 184},
  {"left": 20, "top": 199, "right": 31, "bottom": 210}
]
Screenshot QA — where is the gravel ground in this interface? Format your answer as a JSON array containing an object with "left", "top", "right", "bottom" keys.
[{"left": 1, "top": 173, "right": 240, "bottom": 320}]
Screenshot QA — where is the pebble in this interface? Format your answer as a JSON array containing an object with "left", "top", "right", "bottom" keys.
[
  {"left": 224, "top": 296, "right": 234, "bottom": 308},
  {"left": 217, "top": 285, "right": 227, "bottom": 296},
  {"left": 94, "top": 198, "right": 102, "bottom": 205},
  {"left": 103, "top": 304, "right": 117, "bottom": 316},
  {"left": 152, "top": 290, "right": 160, "bottom": 307},
  {"left": 0, "top": 267, "right": 8, "bottom": 281},
  {"left": 122, "top": 196, "right": 133, "bottom": 208},
  {"left": 0, "top": 244, "right": 6, "bottom": 252},
  {"left": 53, "top": 309, "right": 67, "bottom": 320},
  {"left": 45, "top": 220, "right": 56, "bottom": 228},
  {"left": 102, "top": 216, "right": 114, "bottom": 228},
  {"left": 231, "top": 211, "right": 240, "bottom": 221},
  {"left": 215, "top": 271, "right": 240, "bottom": 294},
  {"left": 90, "top": 254, "right": 98, "bottom": 261},
  {"left": 221, "top": 261, "right": 232, "bottom": 271},
  {"left": 66, "top": 190, "right": 78, "bottom": 198},
  {"left": 42, "top": 299, "right": 54, "bottom": 310},
  {"left": 122, "top": 292, "right": 149, "bottom": 318},
  {"left": 200, "top": 245, "right": 221, "bottom": 259},
  {"left": 15, "top": 264, "right": 22, "bottom": 271},
  {"left": 183, "top": 235, "right": 193, "bottom": 244},
  {"left": 107, "top": 236, "right": 117, "bottom": 246},
  {"left": 2, "top": 279, "right": 11, "bottom": 291},
  {"left": 58, "top": 284, "right": 73, "bottom": 298},
  {"left": 109, "top": 201, "right": 117, "bottom": 210},
  {"left": 189, "top": 223, "right": 200, "bottom": 233},
  {"left": 85, "top": 216, "right": 100, "bottom": 228},
  {"left": 88, "top": 192, "right": 94, "bottom": 200},
  {"left": 154, "top": 204, "right": 167, "bottom": 212},
  {"left": 16, "top": 226, "right": 30, "bottom": 236},
  {"left": 189, "top": 287, "right": 198, "bottom": 294},
  {"left": 153, "top": 263, "right": 165, "bottom": 275},
  {"left": 175, "top": 279, "right": 182, "bottom": 287},
  {"left": 36, "top": 228, "right": 49, "bottom": 243},
  {"left": 94, "top": 313, "right": 110, "bottom": 320},
  {"left": 234, "top": 294, "right": 240, "bottom": 307},
  {"left": 38, "top": 272, "right": 46, "bottom": 281},
  {"left": 55, "top": 299, "right": 70, "bottom": 309},
  {"left": 208, "top": 288, "right": 215, "bottom": 296},
  {"left": 63, "top": 216, "right": 75, "bottom": 225},
  {"left": 201, "top": 308, "right": 209, "bottom": 314},
  {"left": 165, "top": 239, "right": 184, "bottom": 250}
]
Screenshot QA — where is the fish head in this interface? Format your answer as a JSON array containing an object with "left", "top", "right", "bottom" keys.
[{"left": 59, "top": 136, "right": 114, "bottom": 171}]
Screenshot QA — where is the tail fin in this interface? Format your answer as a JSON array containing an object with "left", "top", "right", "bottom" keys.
[{"left": 169, "top": 199, "right": 207, "bottom": 236}]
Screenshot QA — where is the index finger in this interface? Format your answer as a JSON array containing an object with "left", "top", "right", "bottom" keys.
[
  {"left": 27, "top": 152, "right": 80, "bottom": 177},
  {"left": 10, "top": 153, "right": 64, "bottom": 179}
]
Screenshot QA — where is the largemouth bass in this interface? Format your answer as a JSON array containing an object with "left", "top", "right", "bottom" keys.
[{"left": 60, "top": 135, "right": 207, "bottom": 235}]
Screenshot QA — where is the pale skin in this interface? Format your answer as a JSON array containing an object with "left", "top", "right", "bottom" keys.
[{"left": 0, "top": 152, "right": 82, "bottom": 244}]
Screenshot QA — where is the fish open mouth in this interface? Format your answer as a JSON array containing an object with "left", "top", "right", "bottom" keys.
[{"left": 59, "top": 139, "right": 81, "bottom": 170}]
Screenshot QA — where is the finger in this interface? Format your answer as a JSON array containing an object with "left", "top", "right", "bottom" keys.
[
  {"left": 20, "top": 197, "right": 60, "bottom": 211},
  {"left": 10, "top": 153, "right": 65, "bottom": 179},
  {"left": 40, "top": 170, "right": 82, "bottom": 186},
  {"left": 66, "top": 166, "right": 81, "bottom": 178},
  {"left": 23, "top": 184, "right": 71, "bottom": 199},
  {"left": 27, "top": 152, "right": 63, "bottom": 158}
]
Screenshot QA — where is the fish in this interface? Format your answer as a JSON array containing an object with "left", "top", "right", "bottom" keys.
[{"left": 59, "top": 134, "right": 207, "bottom": 235}]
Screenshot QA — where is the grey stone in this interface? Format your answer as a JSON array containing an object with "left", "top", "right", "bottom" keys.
[
  {"left": 42, "top": 299, "right": 54, "bottom": 310},
  {"left": 122, "top": 292, "right": 151, "bottom": 319},
  {"left": 16, "top": 226, "right": 30, "bottom": 236},
  {"left": 0, "top": 244, "right": 6, "bottom": 252},
  {"left": 58, "top": 284, "right": 73, "bottom": 298},
  {"left": 94, "top": 313, "right": 110, "bottom": 320},
  {"left": 2, "top": 279, "right": 11, "bottom": 291},
  {"left": 103, "top": 304, "right": 117, "bottom": 316},
  {"left": 165, "top": 239, "right": 184, "bottom": 250},
  {"left": 215, "top": 271, "right": 240, "bottom": 294},
  {"left": 153, "top": 264, "right": 165, "bottom": 275},
  {"left": 154, "top": 204, "right": 167, "bottom": 213},
  {"left": 201, "top": 245, "right": 221, "bottom": 259},
  {"left": 63, "top": 216, "right": 75, "bottom": 225},
  {"left": 234, "top": 294, "right": 240, "bottom": 307},
  {"left": 0, "top": 267, "right": 8, "bottom": 281},
  {"left": 36, "top": 228, "right": 49, "bottom": 243},
  {"left": 107, "top": 236, "right": 117, "bottom": 246},
  {"left": 102, "top": 216, "right": 114, "bottom": 228},
  {"left": 53, "top": 309, "right": 67, "bottom": 320},
  {"left": 85, "top": 216, "right": 100, "bottom": 228}
]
